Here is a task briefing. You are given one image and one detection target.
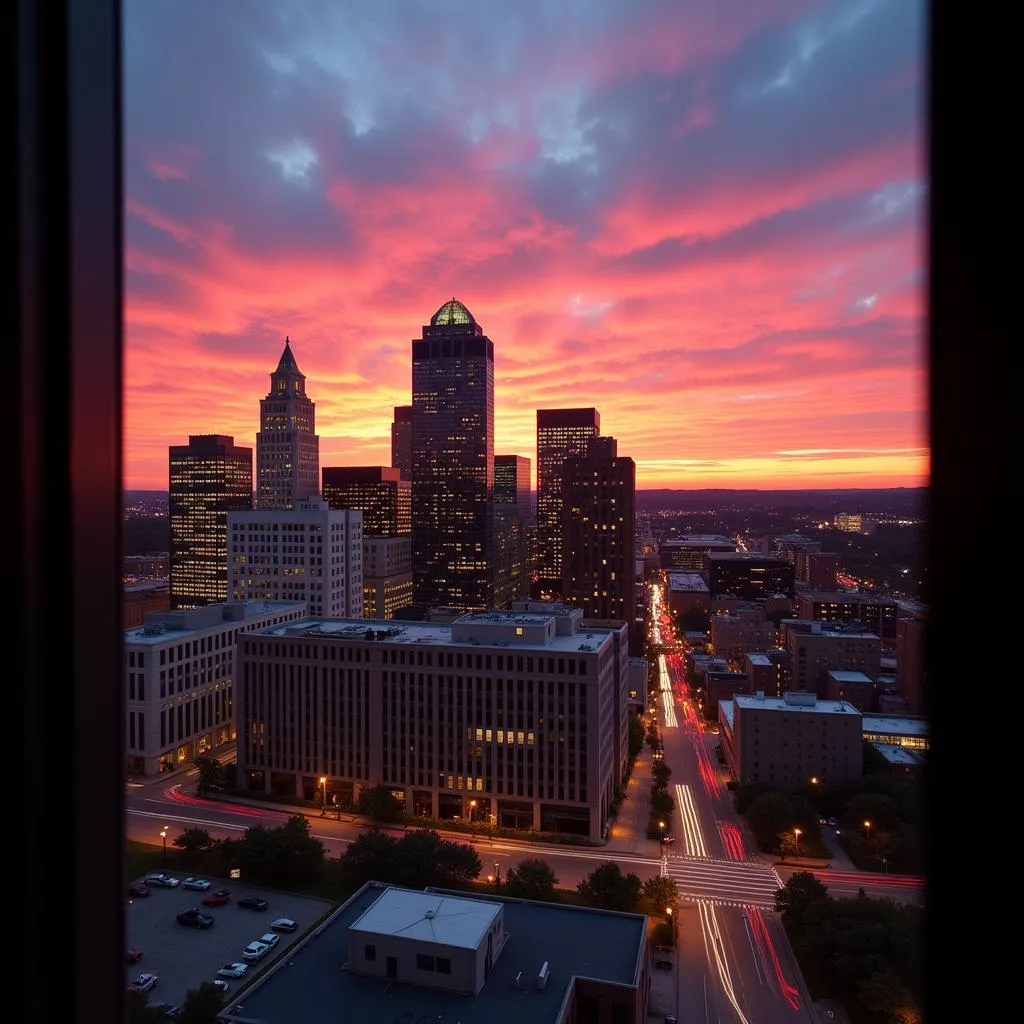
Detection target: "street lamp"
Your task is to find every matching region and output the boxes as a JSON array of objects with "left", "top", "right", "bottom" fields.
[
  {"left": 320, "top": 776, "right": 327, "bottom": 817},
  {"left": 494, "top": 862, "right": 501, "bottom": 887},
  {"left": 863, "top": 819, "right": 872, "bottom": 843},
  {"left": 469, "top": 799, "right": 477, "bottom": 823},
  {"left": 793, "top": 827, "right": 801, "bottom": 858},
  {"left": 160, "top": 827, "right": 168, "bottom": 865}
]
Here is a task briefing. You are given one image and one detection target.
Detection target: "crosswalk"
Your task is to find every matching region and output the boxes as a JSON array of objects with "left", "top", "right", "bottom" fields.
[{"left": 661, "top": 853, "right": 784, "bottom": 908}]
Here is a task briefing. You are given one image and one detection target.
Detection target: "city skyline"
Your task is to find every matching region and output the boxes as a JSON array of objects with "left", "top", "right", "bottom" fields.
[{"left": 124, "top": 0, "right": 928, "bottom": 493}]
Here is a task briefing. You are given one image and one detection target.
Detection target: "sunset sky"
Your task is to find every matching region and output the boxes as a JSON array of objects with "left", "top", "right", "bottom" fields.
[{"left": 123, "top": 0, "right": 928, "bottom": 493}]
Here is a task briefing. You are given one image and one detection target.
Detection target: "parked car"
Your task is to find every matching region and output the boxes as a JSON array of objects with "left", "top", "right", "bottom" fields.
[
  {"left": 145, "top": 873, "right": 180, "bottom": 888},
  {"left": 149, "top": 1002, "right": 181, "bottom": 1018},
  {"left": 237, "top": 896, "right": 268, "bottom": 911},
  {"left": 128, "top": 973, "right": 158, "bottom": 993},
  {"left": 258, "top": 932, "right": 280, "bottom": 948},
  {"left": 182, "top": 877, "right": 211, "bottom": 891},
  {"left": 216, "top": 963, "right": 248, "bottom": 979},
  {"left": 128, "top": 883, "right": 151, "bottom": 898},
  {"left": 202, "top": 888, "right": 231, "bottom": 907},
  {"left": 241, "top": 940, "right": 271, "bottom": 962},
  {"left": 270, "top": 917, "right": 297, "bottom": 933},
  {"left": 660, "top": 834, "right": 676, "bottom": 845},
  {"left": 212, "top": 980, "right": 230, "bottom": 993},
  {"left": 176, "top": 908, "right": 215, "bottom": 929},
  {"left": 126, "top": 948, "right": 143, "bottom": 964}
]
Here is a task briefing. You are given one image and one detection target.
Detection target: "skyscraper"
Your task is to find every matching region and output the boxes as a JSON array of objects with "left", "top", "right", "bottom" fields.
[
  {"left": 495, "top": 454, "right": 531, "bottom": 523},
  {"left": 391, "top": 405, "right": 413, "bottom": 482},
  {"left": 169, "top": 434, "right": 253, "bottom": 609},
  {"left": 411, "top": 298, "right": 495, "bottom": 611},
  {"left": 536, "top": 408, "right": 600, "bottom": 596},
  {"left": 322, "top": 466, "right": 411, "bottom": 537},
  {"left": 256, "top": 337, "right": 319, "bottom": 510},
  {"left": 561, "top": 434, "right": 635, "bottom": 624},
  {"left": 494, "top": 455, "right": 532, "bottom": 608}
]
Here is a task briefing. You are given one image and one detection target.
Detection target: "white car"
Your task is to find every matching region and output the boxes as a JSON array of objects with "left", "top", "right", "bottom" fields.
[
  {"left": 241, "top": 940, "right": 270, "bottom": 962},
  {"left": 216, "top": 962, "right": 248, "bottom": 979},
  {"left": 144, "top": 873, "right": 179, "bottom": 888},
  {"left": 270, "top": 917, "right": 297, "bottom": 933},
  {"left": 182, "top": 877, "right": 211, "bottom": 891},
  {"left": 212, "top": 980, "right": 230, "bottom": 994},
  {"left": 258, "top": 932, "right": 280, "bottom": 948},
  {"left": 128, "top": 972, "right": 159, "bottom": 993}
]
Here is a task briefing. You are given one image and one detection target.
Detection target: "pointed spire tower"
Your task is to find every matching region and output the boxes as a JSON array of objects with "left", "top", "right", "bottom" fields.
[{"left": 256, "top": 336, "right": 320, "bottom": 509}]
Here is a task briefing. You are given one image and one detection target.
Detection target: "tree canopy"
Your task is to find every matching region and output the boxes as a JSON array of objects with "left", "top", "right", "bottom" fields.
[
  {"left": 216, "top": 814, "right": 325, "bottom": 886},
  {"left": 338, "top": 827, "right": 482, "bottom": 890},
  {"left": 576, "top": 862, "right": 642, "bottom": 912},
  {"left": 502, "top": 858, "right": 559, "bottom": 901}
]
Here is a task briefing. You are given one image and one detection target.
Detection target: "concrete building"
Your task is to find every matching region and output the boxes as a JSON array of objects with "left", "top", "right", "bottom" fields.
[
  {"left": 560, "top": 434, "right": 636, "bottom": 630},
  {"left": 123, "top": 581, "right": 171, "bottom": 629},
  {"left": 659, "top": 534, "right": 735, "bottom": 571},
  {"left": 322, "top": 465, "right": 411, "bottom": 537},
  {"left": 228, "top": 881, "right": 651, "bottom": 1024},
  {"left": 168, "top": 434, "right": 253, "bottom": 609},
  {"left": 706, "top": 551, "right": 795, "bottom": 602},
  {"left": 235, "top": 608, "right": 630, "bottom": 841},
  {"left": 227, "top": 499, "right": 363, "bottom": 618},
  {"left": 743, "top": 652, "right": 786, "bottom": 699},
  {"left": 124, "top": 553, "right": 169, "bottom": 581},
  {"left": 794, "top": 591, "right": 898, "bottom": 646},
  {"left": 124, "top": 599, "right": 306, "bottom": 777},
  {"left": 895, "top": 613, "right": 926, "bottom": 715},
  {"left": 703, "top": 670, "right": 751, "bottom": 715},
  {"left": 391, "top": 405, "right": 413, "bottom": 482},
  {"left": 666, "top": 572, "right": 710, "bottom": 618},
  {"left": 494, "top": 454, "right": 531, "bottom": 524},
  {"left": 412, "top": 299, "right": 496, "bottom": 612},
  {"left": 256, "top": 337, "right": 320, "bottom": 510},
  {"left": 794, "top": 551, "right": 840, "bottom": 590},
  {"left": 861, "top": 713, "right": 928, "bottom": 753},
  {"left": 824, "top": 669, "right": 875, "bottom": 712},
  {"left": 718, "top": 690, "right": 863, "bottom": 787},
  {"left": 535, "top": 408, "right": 601, "bottom": 595},
  {"left": 782, "top": 619, "right": 881, "bottom": 696},
  {"left": 362, "top": 535, "right": 414, "bottom": 620},
  {"left": 708, "top": 605, "right": 778, "bottom": 663}
]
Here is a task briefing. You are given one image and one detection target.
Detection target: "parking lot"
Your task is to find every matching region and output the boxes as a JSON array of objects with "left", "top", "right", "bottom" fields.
[{"left": 126, "top": 873, "right": 333, "bottom": 1010}]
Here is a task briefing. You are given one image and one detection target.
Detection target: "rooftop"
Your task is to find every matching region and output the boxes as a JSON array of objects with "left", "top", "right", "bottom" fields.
[
  {"left": 668, "top": 572, "right": 709, "bottom": 592},
  {"left": 431, "top": 297, "right": 476, "bottom": 326},
  {"left": 861, "top": 713, "right": 929, "bottom": 738},
  {"left": 232, "top": 883, "right": 646, "bottom": 1024},
  {"left": 350, "top": 889, "right": 500, "bottom": 949},
  {"left": 662, "top": 534, "right": 734, "bottom": 547},
  {"left": 125, "top": 600, "right": 304, "bottom": 645},
  {"left": 872, "top": 742, "right": 926, "bottom": 765},
  {"left": 827, "top": 670, "right": 873, "bottom": 682},
  {"left": 249, "top": 614, "right": 616, "bottom": 654},
  {"left": 733, "top": 693, "right": 861, "bottom": 716}
]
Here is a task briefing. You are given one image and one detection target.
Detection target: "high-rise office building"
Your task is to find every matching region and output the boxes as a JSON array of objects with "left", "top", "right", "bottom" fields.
[
  {"left": 706, "top": 552, "right": 796, "bottom": 602},
  {"left": 411, "top": 298, "right": 495, "bottom": 611},
  {"left": 535, "top": 408, "right": 600, "bottom": 595},
  {"left": 322, "top": 466, "right": 411, "bottom": 537},
  {"left": 256, "top": 337, "right": 319, "bottom": 510},
  {"left": 495, "top": 454, "right": 531, "bottom": 522},
  {"left": 561, "top": 435, "right": 636, "bottom": 626},
  {"left": 227, "top": 498, "right": 364, "bottom": 618},
  {"left": 361, "top": 536, "right": 414, "bottom": 619},
  {"left": 169, "top": 434, "right": 253, "bottom": 609},
  {"left": 391, "top": 405, "right": 413, "bottom": 482}
]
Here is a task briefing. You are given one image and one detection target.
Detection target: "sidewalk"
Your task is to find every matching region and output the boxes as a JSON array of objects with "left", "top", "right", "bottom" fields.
[{"left": 604, "top": 745, "right": 662, "bottom": 859}]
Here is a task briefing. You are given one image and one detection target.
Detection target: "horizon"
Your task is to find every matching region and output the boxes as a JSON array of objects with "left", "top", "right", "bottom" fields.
[{"left": 123, "top": 1, "right": 929, "bottom": 492}]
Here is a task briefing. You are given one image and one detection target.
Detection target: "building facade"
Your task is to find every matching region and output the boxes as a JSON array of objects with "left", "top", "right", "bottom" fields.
[
  {"left": 659, "top": 535, "right": 735, "bottom": 571},
  {"left": 391, "top": 405, "right": 413, "bottom": 482},
  {"left": 235, "top": 608, "right": 629, "bottom": 841},
  {"left": 560, "top": 435, "right": 636, "bottom": 630},
  {"left": 494, "top": 454, "right": 532, "bottom": 523},
  {"left": 169, "top": 434, "right": 253, "bottom": 609},
  {"left": 256, "top": 337, "right": 319, "bottom": 510},
  {"left": 411, "top": 299, "right": 496, "bottom": 611},
  {"left": 794, "top": 591, "right": 898, "bottom": 646},
  {"left": 782, "top": 619, "right": 882, "bottom": 696},
  {"left": 124, "top": 599, "right": 306, "bottom": 777},
  {"left": 719, "top": 690, "right": 864, "bottom": 787},
  {"left": 709, "top": 606, "right": 779, "bottom": 664},
  {"left": 706, "top": 552, "right": 796, "bottom": 602},
  {"left": 535, "top": 408, "right": 600, "bottom": 595},
  {"left": 362, "top": 535, "right": 414, "bottom": 619},
  {"left": 227, "top": 499, "right": 363, "bottom": 618},
  {"left": 322, "top": 465, "right": 412, "bottom": 537}
]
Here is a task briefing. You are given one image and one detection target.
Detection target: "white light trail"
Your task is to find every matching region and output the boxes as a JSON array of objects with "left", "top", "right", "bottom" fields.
[
  {"left": 699, "top": 900, "right": 752, "bottom": 1024},
  {"left": 675, "top": 782, "right": 709, "bottom": 858}
]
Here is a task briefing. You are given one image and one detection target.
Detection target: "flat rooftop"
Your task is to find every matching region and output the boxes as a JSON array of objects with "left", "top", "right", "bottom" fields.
[
  {"left": 350, "top": 889, "right": 499, "bottom": 949},
  {"left": 668, "top": 572, "right": 709, "bottom": 592},
  {"left": 827, "top": 670, "right": 873, "bottom": 683},
  {"left": 733, "top": 693, "right": 861, "bottom": 716},
  {"left": 124, "top": 600, "right": 304, "bottom": 645},
  {"left": 872, "top": 743, "right": 926, "bottom": 765},
  {"left": 231, "top": 884, "right": 646, "bottom": 1024},
  {"left": 250, "top": 615, "right": 617, "bottom": 654},
  {"left": 862, "top": 714, "right": 929, "bottom": 738}
]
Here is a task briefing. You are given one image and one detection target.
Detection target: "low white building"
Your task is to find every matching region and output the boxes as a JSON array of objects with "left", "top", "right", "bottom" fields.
[{"left": 348, "top": 888, "right": 506, "bottom": 995}]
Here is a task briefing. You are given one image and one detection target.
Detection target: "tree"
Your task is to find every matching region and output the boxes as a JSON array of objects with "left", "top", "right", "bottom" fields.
[
  {"left": 651, "top": 920, "right": 674, "bottom": 949},
  {"left": 173, "top": 827, "right": 215, "bottom": 854},
  {"left": 650, "top": 788, "right": 674, "bottom": 817},
  {"left": 393, "top": 829, "right": 481, "bottom": 889},
  {"left": 503, "top": 858, "right": 559, "bottom": 901},
  {"left": 627, "top": 715, "right": 645, "bottom": 760},
  {"left": 745, "top": 791, "right": 798, "bottom": 852},
  {"left": 577, "top": 862, "right": 641, "bottom": 912},
  {"left": 339, "top": 827, "right": 400, "bottom": 887},
  {"left": 192, "top": 755, "right": 225, "bottom": 797},
  {"left": 357, "top": 784, "right": 405, "bottom": 823},
  {"left": 651, "top": 760, "right": 672, "bottom": 790},
  {"left": 641, "top": 874, "right": 680, "bottom": 915},
  {"left": 176, "top": 981, "right": 226, "bottom": 1024},
  {"left": 215, "top": 815, "right": 325, "bottom": 886},
  {"left": 774, "top": 871, "right": 829, "bottom": 927}
]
